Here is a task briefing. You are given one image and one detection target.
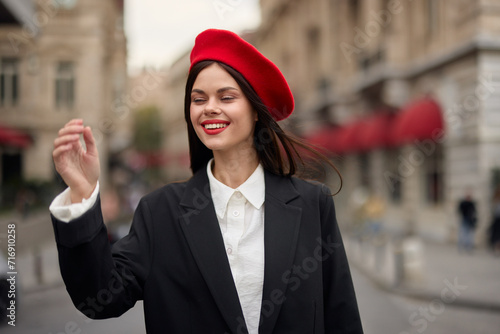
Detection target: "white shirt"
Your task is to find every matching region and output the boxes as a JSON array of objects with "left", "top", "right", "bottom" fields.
[
  {"left": 49, "top": 161, "right": 266, "bottom": 334},
  {"left": 206, "top": 159, "right": 265, "bottom": 334},
  {"left": 49, "top": 182, "right": 100, "bottom": 223}
]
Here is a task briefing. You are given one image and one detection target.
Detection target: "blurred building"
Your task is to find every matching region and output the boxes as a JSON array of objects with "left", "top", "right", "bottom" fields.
[
  {"left": 161, "top": 51, "right": 191, "bottom": 181},
  {"left": 119, "top": 67, "right": 169, "bottom": 184},
  {"left": 255, "top": 0, "right": 500, "bottom": 243},
  {"left": 123, "top": 56, "right": 191, "bottom": 183},
  {"left": 0, "top": 0, "right": 127, "bottom": 192}
]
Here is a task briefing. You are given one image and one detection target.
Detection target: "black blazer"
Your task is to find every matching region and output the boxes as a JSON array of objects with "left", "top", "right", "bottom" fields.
[{"left": 51, "top": 168, "right": 363, "bottom": 334}]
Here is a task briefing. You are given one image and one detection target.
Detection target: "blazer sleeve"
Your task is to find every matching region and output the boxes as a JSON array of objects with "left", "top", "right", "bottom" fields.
[
  {"left": 51, "top": 194, "right": 153, "bottom": 319},
  {"left": 319, "top": 185, "right": 364, "bottom": 334}
]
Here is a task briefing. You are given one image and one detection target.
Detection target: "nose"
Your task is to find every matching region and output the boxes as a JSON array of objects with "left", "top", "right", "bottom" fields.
[{"left": 204, "top": 101, "right": 221, "bottom": 116}]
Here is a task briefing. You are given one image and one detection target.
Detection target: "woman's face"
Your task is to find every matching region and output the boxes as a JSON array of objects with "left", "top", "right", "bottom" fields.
[{"left": 190, "top": 63, "right": 257, "bottom": 154}]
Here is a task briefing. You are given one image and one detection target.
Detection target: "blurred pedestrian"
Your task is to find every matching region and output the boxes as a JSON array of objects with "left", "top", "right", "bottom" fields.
[
  {"left": 15, "top": 187, "right": 35, "bottom": 220},
  {"left": 488, "top": 186, "right": 500, "bottom": 255},
  {"left": 100, "top": 188, "right": 122, "bottom": 244},
  {"left": 457, "top": 190, "right": 477, "bottom": 253},
  {"left": 362, "top": 191, "right": 386, "bottom": 235},
  {"left": 349, "top": 186, "right": 368, "bottom": 236},
  {"left": 49, "top": 29, "right": 363, "bottom": 334}
]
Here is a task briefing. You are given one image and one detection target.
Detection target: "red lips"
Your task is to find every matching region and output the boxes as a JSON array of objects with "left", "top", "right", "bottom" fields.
[{"left": 201, "top": 120, "right": 230, "bottom": 135}]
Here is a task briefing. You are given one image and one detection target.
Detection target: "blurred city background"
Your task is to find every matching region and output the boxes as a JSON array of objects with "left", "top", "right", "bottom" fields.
[{"left": 0, "top": 0, "right": 500, "bottom": 333}]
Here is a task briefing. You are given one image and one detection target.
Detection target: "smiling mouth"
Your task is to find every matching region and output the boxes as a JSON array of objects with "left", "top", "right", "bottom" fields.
[{"left": 203, "top": 123, "right": 228, "bottom": 129}]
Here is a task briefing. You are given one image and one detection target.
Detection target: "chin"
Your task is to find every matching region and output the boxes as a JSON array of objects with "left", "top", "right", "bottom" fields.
[
  {"left": 200, "top": 139, "right": 227, "bottom": 152},
  {"left": 207, "top": 144, "right": 230, "bottom": 152}
]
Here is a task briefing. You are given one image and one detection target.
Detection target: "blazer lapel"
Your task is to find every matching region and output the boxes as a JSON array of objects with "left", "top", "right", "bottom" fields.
[
  {"left": 178, "top": 169, "right": 248, "bottom": 334},
  {"left": 259, "top": 171, "right": 302, "bottom": 333}
]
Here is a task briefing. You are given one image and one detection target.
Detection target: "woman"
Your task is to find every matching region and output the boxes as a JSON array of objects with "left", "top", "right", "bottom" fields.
[
  {"left": 488, "top": 186, "right": 500, "bottom": 255},
  {"left": 50, "top": 29, "right": 363, "bottom": 334}
]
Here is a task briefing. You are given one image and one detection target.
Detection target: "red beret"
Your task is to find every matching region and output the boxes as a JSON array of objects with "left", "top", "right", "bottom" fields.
[{"left": 189, "top": 29, "right": 294, "bottom": 121}]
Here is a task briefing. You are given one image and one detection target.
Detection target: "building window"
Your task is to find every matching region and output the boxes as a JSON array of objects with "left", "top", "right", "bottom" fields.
[
  {"left": 0, "top": 58, "right": 19, "bottom": 107},
  {"left": 424, "top": 145, "right": 444, "bottom": 205},
  {"left": 359, "top": 153, "right": 371, "bottom": 190},
  {"left": 427, "top": 0, "right": 439, "bottom": 35},
  {"left": 55, "top": 62, "right": 75, "bottom": 109},
  {"left": 349, "top": 0, "right": 360, "bottom": 22},
  {"left": 491, "top": 168, "right": 500, "bottom": 196},
  {"left": 384, "top": 149, "right": 402, "bottom": 203},
  {"left": 307, "top": 26, "right": 321, "bottom": 84}
]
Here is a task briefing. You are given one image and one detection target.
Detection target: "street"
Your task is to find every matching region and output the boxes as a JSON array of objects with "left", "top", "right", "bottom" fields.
[
  {"left": 1, "top": 283, "right": 145, "bottom": 334},
  {"left": 352, "top": 266, "right": 500, "bottom": 334},
  {"left": 2, "top": 266, "right": 499, "bottom": 334}
]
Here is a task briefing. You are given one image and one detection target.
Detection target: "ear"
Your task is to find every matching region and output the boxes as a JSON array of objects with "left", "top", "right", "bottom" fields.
[{"left": 253, "top": 110, "right": 258, "bottom": 121}]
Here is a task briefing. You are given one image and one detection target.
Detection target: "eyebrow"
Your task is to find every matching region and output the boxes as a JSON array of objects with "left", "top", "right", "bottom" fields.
[{"left": 191, "top": 87, "right": 239, "bottom": 94}]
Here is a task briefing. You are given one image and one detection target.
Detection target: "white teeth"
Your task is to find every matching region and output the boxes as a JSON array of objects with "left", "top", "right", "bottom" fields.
[{"left": 204, "top": 123, "right": 228, "bottom": 129}]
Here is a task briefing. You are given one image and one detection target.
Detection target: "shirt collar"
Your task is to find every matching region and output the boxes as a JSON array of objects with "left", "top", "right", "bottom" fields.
[{"left": 206, "top": 158, "right": 265, "bottom": 219}]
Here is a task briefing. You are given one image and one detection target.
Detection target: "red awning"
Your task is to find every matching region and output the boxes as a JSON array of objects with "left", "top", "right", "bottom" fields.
[
  {"left": 304, "top": 99, "right": 444, "bottom": 154},
  {"left": 306, "top": 126, "right": 338, "bottom": 153},
  {"left": 305, "top": 122, "right": 368, "bottom": 155},
  {"left": 358, "top": 113, "right": 395, "bottom": 151},
  {"left": 0, "top": 125, "right": 32, "bottom": 148},
  {"left": 391, "top": 98, "right": 443, "bottom": 145},
  {"left": 335, "top": 121, "right": 366, "bottom": 154}
]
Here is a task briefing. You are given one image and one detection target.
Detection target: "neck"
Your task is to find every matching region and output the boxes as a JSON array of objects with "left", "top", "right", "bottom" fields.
[{"left": 212, "top": 146, "right": 259, "bottom": 189}]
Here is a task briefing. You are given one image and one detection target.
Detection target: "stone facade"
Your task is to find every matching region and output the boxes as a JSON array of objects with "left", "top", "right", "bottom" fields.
[
  {"left": 255, "top": 0, "right": 500, "bottom": 244},
  {"left": 0, "top": 0, "right": 127, "bottom": 189}
]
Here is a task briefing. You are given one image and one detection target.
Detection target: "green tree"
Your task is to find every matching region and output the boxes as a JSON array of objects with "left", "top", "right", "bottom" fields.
[
  {"left": 133, "top": 105, "right": 162, "bottom": 152},
  {"left": 133, "top": 105, "right": 165, "bottom": 185}
]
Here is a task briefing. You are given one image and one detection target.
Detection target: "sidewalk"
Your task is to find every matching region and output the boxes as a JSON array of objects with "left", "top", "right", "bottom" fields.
[
  {"left": 16, "top": 241, "right": 64, "bottom": 294},
  {"left": 345, "top": 234, "right": 500, "bottom": 312},
  {"left": 1, "top": 209, "right": 130, "bottom": 295},
  {"left": 0, "top": 210, "right": 64, "bottom": 294},
  {"left": 0, "top": 210, "right": 55, "bottom": 252}
]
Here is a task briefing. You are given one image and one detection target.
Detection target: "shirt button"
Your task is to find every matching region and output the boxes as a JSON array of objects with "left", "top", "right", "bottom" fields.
[
  {"left": 232, "top": 210, "right": 240, "bottom": 217},
  {"left": 227, "top": 247, "right": 233, "bottom": 254},
  {"left": 235, "top": 192, "right": 242, "bottom": 199}
]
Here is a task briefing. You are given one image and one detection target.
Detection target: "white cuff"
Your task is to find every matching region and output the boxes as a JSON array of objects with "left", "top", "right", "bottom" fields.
[{"left": 49, "top": 182, "right": 100, "bottom": 223}]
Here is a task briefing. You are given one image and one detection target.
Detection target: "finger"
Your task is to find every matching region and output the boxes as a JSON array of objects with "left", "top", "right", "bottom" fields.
[
  {"left": 82, "top": 126, "right": 97, "bottom": 155},
  {"left": 64, "top": 119, "right": 83, "bottom": 127},
  {"left": 52, "top": 143, "right": 74, "bottom": 161},
  {"left": 54, "top": 134, "right": 80, "bottom": 149},
  {"left": 58, "top": 124, "right": 84, "bottom": 137}
]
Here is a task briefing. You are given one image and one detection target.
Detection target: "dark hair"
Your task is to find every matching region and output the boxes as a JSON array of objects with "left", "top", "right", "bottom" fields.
[{"left": 184, "top": 60, "right": 342, "bottom": 193}]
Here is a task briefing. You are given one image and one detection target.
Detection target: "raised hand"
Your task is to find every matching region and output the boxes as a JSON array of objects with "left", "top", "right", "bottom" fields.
[{"left": 53, "top": 119, "right": 100, "bottom": 203}]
